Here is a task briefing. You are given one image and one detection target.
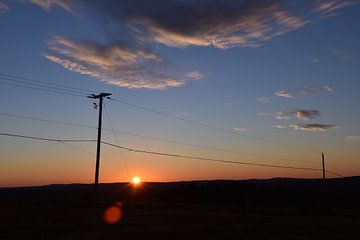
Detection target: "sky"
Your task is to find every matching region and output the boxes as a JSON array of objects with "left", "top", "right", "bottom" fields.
[{"left": 0, "top": 0, "right": 360, "bottom": 187}]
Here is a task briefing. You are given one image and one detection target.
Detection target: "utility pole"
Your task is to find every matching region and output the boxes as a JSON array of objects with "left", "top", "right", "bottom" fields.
[
  {"left": 321, "top": 152, "right": 327, "bottom": 209},
  {"left": 88, "top": 92, "right": 112, "bottom": 189}
]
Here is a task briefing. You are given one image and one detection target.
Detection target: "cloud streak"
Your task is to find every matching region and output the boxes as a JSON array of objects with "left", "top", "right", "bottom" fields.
[
  {"left": 275, "top": 90, "right": 294, "bottom": 98},
  {"left": 294, "top": 110, "right": 320, "bottom": 121},
  {"left": 289, "top": 123, "right": 338, "bottom": 132},
  {"left": 233, "top": 127, "right": 247, "bottom": 133},
  {"left": 260, "top": 109, "right": 321, "bottom": 121},
  {"left": 275, "top": 85, "right": 333, "bottom": 99},
  {"left": 273, "top": 123, "right": 338, "bottom": 132},
  {"left": 313, "top": 0, "right": 360, "bottom": 16},
  {"left": 345, "top": 136, "right": 360, "bottom": 142},
  {"left": 29, "top": 0, "right": 72, "bottom": 11},
  {"left": 0, "top": 2, "right": 9, "bottom": 11},
  {"left": 46, "top": 36, "right": 199, "bottom": 89}
]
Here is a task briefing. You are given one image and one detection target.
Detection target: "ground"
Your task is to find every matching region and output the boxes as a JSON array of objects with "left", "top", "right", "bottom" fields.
[{"left": 1, "top": 198, "right": 360, "bottom": 239}]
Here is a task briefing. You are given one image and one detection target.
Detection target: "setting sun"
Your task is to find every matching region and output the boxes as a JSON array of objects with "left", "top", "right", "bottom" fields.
[{"left": 132, "top": 177, "right": 141, "bottom": 185}]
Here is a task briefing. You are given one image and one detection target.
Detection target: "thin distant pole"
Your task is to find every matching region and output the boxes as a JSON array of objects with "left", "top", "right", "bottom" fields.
[
  {"left": 88, "top": 93, "right": 112, "bottom": 189},
  {"left": 321, "top": 152, "right": 327, "bottom": 209}
]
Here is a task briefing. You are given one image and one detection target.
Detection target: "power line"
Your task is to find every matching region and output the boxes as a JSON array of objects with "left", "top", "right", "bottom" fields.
[
  {"left": 0, "top": 132, "right": 95, "bottom": 143},
  {"left": 0, "top": 76, "right": 87, "bottom": 95},
  {"left": 0, "top": 112, "right": 95, "bottom": 129},
  {"left": 111, "top": 98, "right": 320, "bottom": 154},
  {"left": 0, "top": 112, "right": 316, "bottom": 165},
  {"left": 59, "top": 141, "right": 95, "bottom": 156},
  {"left": 0, "top": 73, "right": 320, "bottom": 154},
  {"left": 0, "top": 80, "right": 86, "bottom": 97},
  {"left": 0, "top": 73, "right": 95, "bottom": 94},
  {"left": 0, "top": 131, "right": 95, "bottom": 157},
  {"left": 0, "top": 131, "right": 345, "bottom": 177},
  {"left": 327, "top": 153, "right": 360, "bottom": 167},
  {"left": 101, "top": 141, "right": 333, "bottom": 172},
  {"left": 104, "top": 103, "right": 129, "bottom": 171}
]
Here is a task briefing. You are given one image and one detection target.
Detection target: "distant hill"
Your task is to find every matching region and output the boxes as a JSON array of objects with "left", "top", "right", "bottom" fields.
[{"left": 1, "top": 177, "right": 359, "bottom": 208}]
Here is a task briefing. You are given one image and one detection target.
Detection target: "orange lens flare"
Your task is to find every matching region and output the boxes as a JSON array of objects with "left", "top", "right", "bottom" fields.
[{"left": 104, "top": 204, "right": 122, "bottom": 224}]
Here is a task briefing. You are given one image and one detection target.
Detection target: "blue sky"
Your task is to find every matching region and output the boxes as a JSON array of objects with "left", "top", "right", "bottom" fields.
[{"left": 0, "top": 0, "right": 360, "bottom": 186}]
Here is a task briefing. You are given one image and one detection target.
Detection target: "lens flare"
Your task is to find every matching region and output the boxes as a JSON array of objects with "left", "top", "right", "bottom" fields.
[{"left": 104, "top": 203, "right": 122, "bottom": 225}]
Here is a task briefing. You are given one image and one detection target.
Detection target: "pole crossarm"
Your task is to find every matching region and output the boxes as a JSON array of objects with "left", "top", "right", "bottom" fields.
[{"left": 87, "top": 92, "right": 112, "bottom": 99}]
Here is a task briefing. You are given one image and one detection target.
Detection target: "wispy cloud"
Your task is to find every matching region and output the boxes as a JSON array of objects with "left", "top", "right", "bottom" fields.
[
  {"left": 46, "top": 36, "right": 199, "bottom": 89},
  {"left": 257, "top": 97, "right": 270, "bottom": 104},
  {"left": 275, "top": 85, "right": 333, "bottom": 99},
  {"left": 233, "top": 127, "right": 247, "bottom": 133},
  {"left": 258, "top": 112, "right": 291, "bottom": 120},
  {"left": 186, "top": 71, "right": 204, "bottom": 80},
  {"left": 0, "top": 2, "right": 9, "bottom": 11},
  {"left": 332, "top": 49, "right": 354, "bottom": 60},
  {"left": 345, "top": 136, "right": 360, "bottom": 142},
  {"left": 273, "top": 123, "right": 338, "bottom": 132},
  {"left": 260, "top": 109, "right": 321, "bottom": 121},
  {"left": 272, "top": 124, "right": 288, "bottom": 129},
  {"left": 29, "top": 0, "right": 72, "bottom": 11},
  {"left": 313, "top": 0, "right": 360, "bottom": 16},
  {"left": 312, "top": 58, "right": 320, "bottom": 63},
  {"left": 294, "top": 110, "right": 320, "bottom": 121},
  {"left": 289, "top": 123, "right": 337, "bottom": 132},
  {"left": 299, "top": 85, "right": 333, "bottom": 96},
  {"left": 275, "top": 90, "right": 294, "bottom": 98}
]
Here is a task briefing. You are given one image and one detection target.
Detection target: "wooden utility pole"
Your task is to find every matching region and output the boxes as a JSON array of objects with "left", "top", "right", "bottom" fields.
[
  {"left": 88, "top": 92, "right": 112, "bottom": 189},
  {"left": 321, "top": 152, "right": 327, "bottom": 209}
]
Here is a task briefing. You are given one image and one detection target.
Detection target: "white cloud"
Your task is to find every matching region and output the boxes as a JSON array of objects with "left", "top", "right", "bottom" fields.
[
  {"left": 272, "top": 125, "right": 288, "bottom": 129},
  {"left": 275, "top": 112, "right": 291, "bottom": 120},
  {"left": 289, "top": 123, "right": 338, "bottom": 132},
  {"left": 259, "top": 109, "right": 321, "bottom": 121},
  {"left": 233, "top": 127, "right": 247, "bottom": 133},
  {"left": 275, "top": 90, "right": 294, "bottom": 98},
  {"left": 294, "top": 110, "right": 320, "bottom": 121},
  {"left": 345, "top": 136, "right": 360, "bottom": 142},
  {"left": 272, "top": 123, "right": 338, "bottom": 132},
  {"left": 186, "top": 70, "right": 204, "bottom": 80}
]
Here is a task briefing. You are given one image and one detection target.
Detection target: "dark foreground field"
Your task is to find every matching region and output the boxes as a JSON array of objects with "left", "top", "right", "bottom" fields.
[{"left": 1, "top": 177, "right": 360, "bottom": 239}]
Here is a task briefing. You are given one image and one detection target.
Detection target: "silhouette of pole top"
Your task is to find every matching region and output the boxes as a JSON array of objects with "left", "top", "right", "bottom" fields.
[{"left": 87, "top": 92, "right": 112, "bottom": 99}]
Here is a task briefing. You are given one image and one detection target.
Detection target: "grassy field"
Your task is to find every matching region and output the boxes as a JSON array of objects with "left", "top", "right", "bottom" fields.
[
  {"left": 1, "top": 179, "right": 360, "bottom": 239},
  {"left": 1, "top": 198, "right": 360, "bottom": 239}
]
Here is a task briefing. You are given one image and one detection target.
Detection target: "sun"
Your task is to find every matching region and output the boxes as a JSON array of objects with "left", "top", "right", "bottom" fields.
[{"left": 132, "top": 177, "right": 141, "bottom": 185}]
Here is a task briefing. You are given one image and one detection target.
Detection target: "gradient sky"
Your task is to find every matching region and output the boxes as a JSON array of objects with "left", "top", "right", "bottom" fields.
[{"left": 1, "top": 0, "right": 360, "bottom": 187}]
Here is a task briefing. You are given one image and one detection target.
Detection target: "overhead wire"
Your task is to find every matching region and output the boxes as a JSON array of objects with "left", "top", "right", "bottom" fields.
[
  {"left": 0, "top": 131, "right": 345, "bottom": 177},
  {"left": 0, "top": 80, "right": 86, "bottom": 97},
  {"left": 0, "top": 73, "right": 349, "bottom": 177},
  {"left": 101, "top": 141, "right": 341, "bottom": 174},
  {"left": 0, "top": 72, "right": 321, "bottom": 154},
  {"left": 0, "top": 112, "right": 317, "bottom": 165},
  {"left": 0, "top": 73, "right": 95, "bottom": 94},
  {"left": 0, "top": 132, "right": 95, "bottom": 143},
  {"left": 111, "top": 98, "right": 320, "bottom": 154},
  {"left": 103, "top": 103, "right": 129, "bottom": 171},
  {"left": 59, "top": 141, "right": 95, "bottom": 156}
]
